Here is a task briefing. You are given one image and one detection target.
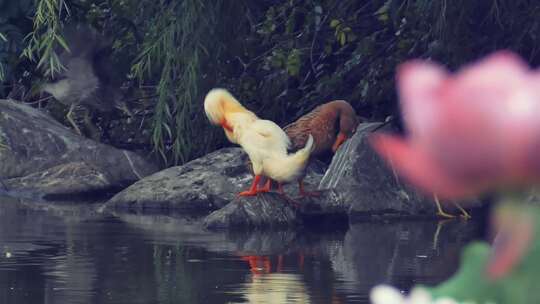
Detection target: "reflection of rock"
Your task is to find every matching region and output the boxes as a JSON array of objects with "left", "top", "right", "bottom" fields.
[
  {"left": 43, "top": 247, "right": 97, "bottom": 304},
  {"left": 110, "top": 212, "right": 237, "bottom": 252},
  {"left": 227, "top": 230, "right": 302, "bottom": 257},
  {"left": 0, "top": 196, "right": 484, "bottom": 304},
  {"left": 0, "top": 197, "right": 100, "bottom": 304},
  {"left": 110, "top": 210, "right": 301, "bottom": 255},
  {"left": 330, "top": 220, "right": 481, "bottom": 294},
  {"left": 111, "top": 209, "right": 481, "bottom": 292},
  {"left": 105, "top": 147, "right": 325, "bottom": 214},
  {"left": 0, "top": 100, "right": 157, "bottom": 199}
]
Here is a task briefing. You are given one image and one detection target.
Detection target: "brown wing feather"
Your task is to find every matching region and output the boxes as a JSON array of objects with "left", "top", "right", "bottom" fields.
[
  {"left": 284, "top": 107, "right": 323, "bottom": 148},
  {"left": 284, "top": 104, "right": 338, "bottom": 155}
]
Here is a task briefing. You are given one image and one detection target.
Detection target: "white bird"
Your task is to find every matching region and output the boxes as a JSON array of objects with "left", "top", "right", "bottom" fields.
[{"left": 204, "top": 88, "right": 314, "bottom": 197}]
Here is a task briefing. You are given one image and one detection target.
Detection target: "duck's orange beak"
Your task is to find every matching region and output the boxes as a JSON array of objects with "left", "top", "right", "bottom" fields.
[
  {"left": 332, "top": 133, "right": 348, "bottom": 153},
  {"left": 220, "top": 119, "right": 234, "bottom": 132}
]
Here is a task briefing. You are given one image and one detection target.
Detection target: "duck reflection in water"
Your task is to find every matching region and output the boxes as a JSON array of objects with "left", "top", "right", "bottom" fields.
[
  {"left": 236, "top": 251, "right": 347, "bottom": 304},
  {"left": 237, "top": 253, "right": 311, "bottom": 304},
  {"left": 239, "top": 253, "right": 305, "bottom": 276}
]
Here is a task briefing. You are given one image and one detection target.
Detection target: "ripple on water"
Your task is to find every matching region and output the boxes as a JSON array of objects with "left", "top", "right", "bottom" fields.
[{"left": 0, "top": 197, "right": 484, "bottom": 304}]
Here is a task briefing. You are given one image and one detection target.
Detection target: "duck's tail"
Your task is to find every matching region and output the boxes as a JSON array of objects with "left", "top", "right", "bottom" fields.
[{"left": 264, "top": 134, "right": 315, "bottom": 182}]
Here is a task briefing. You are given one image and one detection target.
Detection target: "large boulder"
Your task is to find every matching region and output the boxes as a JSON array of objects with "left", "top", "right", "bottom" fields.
[
  {"left": 0, "top": 100, "right": 157, "bottom": 199},
  {"left": 203, "top": 193, "right": 299, "bottom": 229},
  {"left": 313, "top": 122, "right": 481, "bottom": 219},
  {"left": 104, "top": 148, "right": 250, "bottom": 212},
  {"left": 104, "top": 147, "right": 326, "bottom": 213}
]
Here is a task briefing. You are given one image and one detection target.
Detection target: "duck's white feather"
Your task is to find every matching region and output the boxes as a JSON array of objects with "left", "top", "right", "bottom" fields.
[{"left": 204, "top": 88, "right": 314, "bottom": 183}]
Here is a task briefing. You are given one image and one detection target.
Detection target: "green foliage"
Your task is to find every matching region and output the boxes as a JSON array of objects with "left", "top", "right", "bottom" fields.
[
  {"left": 129, "top": 0, "right": 242, "bottom": 164},
  {"left": 1, "top": 0, "right": 540, "bottom": 165},
  {"left": 0, "top": 1, "right": 34, "bottom": 92},
  {"left": 330, "top": 19, "right": 355, "bottom": 46},
  {"left": 22, "top": 0, "right": 70, "bottom": 77},
  {"left": 130, "top": 0, "right": 203, "bottom": 164}
]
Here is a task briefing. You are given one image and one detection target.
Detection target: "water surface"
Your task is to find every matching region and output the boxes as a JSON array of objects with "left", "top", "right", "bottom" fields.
[{"left": 0, "top": 197, "right": 483, "bottom": 303}]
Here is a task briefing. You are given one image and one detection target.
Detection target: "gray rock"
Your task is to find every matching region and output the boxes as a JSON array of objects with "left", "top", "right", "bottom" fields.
[
  {"left": 312, "top": 122, "right": 481, "bottom": 219},
  {"left": 5, "top": 162, "right": 110, "bottom": 199},
  {"left": 104, "top": 147, "right": 326, "bottom": 213},
  {"left": 104, "top": 148, "right": 252, "bottom": 212},
  {"left": 203, "top": 193, "right": 299, "bottom": 230},
  {"left": 0, "top": 100, "right": 157, "bottom": 199}
]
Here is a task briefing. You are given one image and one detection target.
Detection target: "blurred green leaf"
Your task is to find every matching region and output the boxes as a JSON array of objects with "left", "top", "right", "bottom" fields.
[
  {"left": 286, "top": 49, "right": 301, "bottom": 76},
  {"left": 425, "top": 203, "right": 540, "bottom": 304},
  {"left": 330, "top": 19, "right": 340, "bottom": 28}
]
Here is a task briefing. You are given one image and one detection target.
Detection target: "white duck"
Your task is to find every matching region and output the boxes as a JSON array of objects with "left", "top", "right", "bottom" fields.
[{"left": 204, "top": 88, "right": 314, "bottom": 196}]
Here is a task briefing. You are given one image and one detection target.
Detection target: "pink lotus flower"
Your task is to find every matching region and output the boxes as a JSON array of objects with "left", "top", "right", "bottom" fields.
[{"left": 371, "top": 51, "right": 540, "bottom": 199}]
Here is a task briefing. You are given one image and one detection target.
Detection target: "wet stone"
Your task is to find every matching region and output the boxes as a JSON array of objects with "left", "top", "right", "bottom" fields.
[
  {"left": 104, "top": 147, "right": 326, "bottom": 214},
  {"left": 203, "top": 193, "right": 299, "bottom": 230},
  {"left": 0, "top": 100, "right": 157, "bottom": 200}
]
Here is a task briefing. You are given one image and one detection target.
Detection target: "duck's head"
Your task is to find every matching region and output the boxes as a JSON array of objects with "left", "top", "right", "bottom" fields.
[
  {"left": 204, "top": 88, "right": 243, "bottom": 132},
  {"left": 331, "top": 101, "right": 360, "bottom": 153}
]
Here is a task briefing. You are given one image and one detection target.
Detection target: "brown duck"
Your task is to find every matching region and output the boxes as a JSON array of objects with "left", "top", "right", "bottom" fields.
[
  {"left": 285, "top": 100, "right": 359, "bottom": 157},
  {"left": 279, "top": 100, "right": 360, "bottom": 196}
]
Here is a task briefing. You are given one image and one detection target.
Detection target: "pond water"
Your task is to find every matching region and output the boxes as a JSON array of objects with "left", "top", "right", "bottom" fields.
[{"left": 0, "top": 196, "right": 484, "bottom": 304}]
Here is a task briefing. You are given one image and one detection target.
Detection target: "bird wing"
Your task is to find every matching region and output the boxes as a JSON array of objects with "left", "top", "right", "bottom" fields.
[
  {"left": 234, "top": 118, "right": 290, "bottom": 173},
  {"left": 65, "top": 57, "right": 100, "bottom": 101},
  {"left": 284, "top": 105, "right": 325, "bottom": 151},
  {"left": 249, "top": 119, "right": 290, "bottom": 153}
]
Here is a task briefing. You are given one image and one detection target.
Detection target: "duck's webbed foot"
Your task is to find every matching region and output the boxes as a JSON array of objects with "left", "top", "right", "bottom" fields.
[
  {"left": 297, "top": 180, "right": 321, "bottom": 198},
  {"left": 238, "top": 175, "right": 262, "bottom": 197},
  {"left": 259, "top": 178, "right": 273, "bottom": 193},
  {"left": 277, "top": 182, "right": 300, "bottom": 208}
]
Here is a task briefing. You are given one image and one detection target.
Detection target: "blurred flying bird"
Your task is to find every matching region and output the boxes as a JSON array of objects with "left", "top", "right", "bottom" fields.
[{"left": 41, "top": 24, "right": 131, "bottom": 137}]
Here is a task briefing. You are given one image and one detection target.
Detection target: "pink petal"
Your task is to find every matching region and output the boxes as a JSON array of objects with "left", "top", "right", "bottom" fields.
[
  {"left": 447, "top": 51, "right": 530, "bottom": 124},
  {"left": 396, "top": 60, "right": 448, "bottom": 142},
  {"left": 430, "top": 51, "right": 540, "bottom": 184},
  {"left": 370, "top": 134, "right": 479, "bottom": 200},
  {"left": 457, "top": 51, "right": 529, "bottom": 89}
]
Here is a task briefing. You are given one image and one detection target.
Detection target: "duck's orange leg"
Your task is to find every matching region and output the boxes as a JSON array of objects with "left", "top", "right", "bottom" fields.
[
  {"left": 277, "top": 182, "right": 285, "bottom": 195},
  {"left": 238, "top": 175, "right": 262, "bottom": 196},
  {"left": 241, "top": 255, "right": 265, "bottom": 275},
  {"left": 277, "top": 182, "right": 300, "bottom": 207},
  {"left": 298, "top": 179, "right": 321, "bottom": 197},
  {"left": 277, "top": 255, "right": 284, "bottom": 272},
  {"left": 259, "top": 178, "right": 272, "bottom": 193},
  {"left": 263, "top": 257, "right": 271, "bottom": 273}
]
